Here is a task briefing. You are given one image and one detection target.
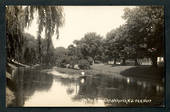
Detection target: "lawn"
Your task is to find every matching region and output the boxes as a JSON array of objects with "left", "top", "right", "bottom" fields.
[
  {"left": 53, "top": 63, "right": 164, "bottom": 82},
  {"left": 54, "top": 63, "right": 134, "bottom": 77}
]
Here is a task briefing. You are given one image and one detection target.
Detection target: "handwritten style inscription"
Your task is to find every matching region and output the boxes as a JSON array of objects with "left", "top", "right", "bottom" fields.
[{"left": 104, "top": 98, "right": 152, "bottom": 104}]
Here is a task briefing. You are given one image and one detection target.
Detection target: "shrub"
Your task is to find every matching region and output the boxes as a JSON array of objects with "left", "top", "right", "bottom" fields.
[
  {"left": 56, "top": 56, "right": 71, "bottom": 68},
  {"left": 87, "top": 57, "right": 93, "bottom": 65},
  {"left": 78, "top": 59, "right": 90, "bottom": 69}
]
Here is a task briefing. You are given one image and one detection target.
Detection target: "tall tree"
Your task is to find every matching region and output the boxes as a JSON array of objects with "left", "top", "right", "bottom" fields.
[
  {"left": 104, "top": 29, "right": 119, "bottom": 64},
  {"left": 74, "top": 32, "right": 103, "bottom": 63},
  {"left": 6, "top": 6, "right": 65, "bottom": 64},
  {"left": 122, "top": 6, "right": 164, "bottom": 66}
]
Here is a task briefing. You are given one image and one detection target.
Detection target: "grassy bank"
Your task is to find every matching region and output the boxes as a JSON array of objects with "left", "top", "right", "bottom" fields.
[
  {"left": 120, "top": 65, "right": 164, "bottom": 82},
  {"left": 54, "top": 64, "right": 164, "bottom": 82},
  {"left": 54, "top": 64, "right": 133, "bottom": 77}
]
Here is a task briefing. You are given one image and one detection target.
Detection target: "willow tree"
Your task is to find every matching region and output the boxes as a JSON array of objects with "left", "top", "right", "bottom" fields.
[
  {"left": 6, "top": 6, "right": 65, "bottom": 64},
  {"left": 6, "top": 6, "right": 24, "bottom": 61}
]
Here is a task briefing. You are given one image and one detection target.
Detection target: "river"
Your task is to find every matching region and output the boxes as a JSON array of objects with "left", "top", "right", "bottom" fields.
[{"left": 8, "top": 67, "right": 164, "bottom": 107}]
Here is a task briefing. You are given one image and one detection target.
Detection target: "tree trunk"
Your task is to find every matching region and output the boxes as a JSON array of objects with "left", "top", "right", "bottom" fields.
[
  {"left": 135, "top": 58, "right": 139, "bottom": 66},
  {"left": 93, "top": 59, "right": 95, "bottom": 64},
  {"left": 151, "top": 56, "right": 157, "bottom": 67},
  {"left": 92, "top": 56, "right": 96, "bottom": 64},
  {"left": 37, "top": 35, "right": 42, "bottom": 64},
  {"left": 114, "top": 58, "right": 116, "bottom": 64},
  {"left": 122, "top": 58, "right": 126, "bottom": 65}
]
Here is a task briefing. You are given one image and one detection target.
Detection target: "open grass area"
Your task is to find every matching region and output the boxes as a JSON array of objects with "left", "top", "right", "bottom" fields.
[
  {"left": 54, "top": 63, "right": 164, "bottom": 82},
  {"left": 54, "top": 63, "right": 134, "bottom": 77}
]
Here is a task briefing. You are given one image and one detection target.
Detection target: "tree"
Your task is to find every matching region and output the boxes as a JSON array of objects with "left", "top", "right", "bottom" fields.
[
  {"left": 74, "top": 32, "right": 103, "bottom": 63},
  {"left": 122, "top": 6, "right": 164, "bottom": 67},
  {"left": 22, "top": 33, "right": 38, "bottom": 64},
  {"left": 6, "top": 6, "right": 65, "bottom": 64},
  {"left": 105, "top": 24, "right": 136, "bottom": 65},
  {"left": 104, "top": 29, "right": 119, "bottom": 64},
  {"left": 6, "top": 6, "right": 25, "bottom": 61}
]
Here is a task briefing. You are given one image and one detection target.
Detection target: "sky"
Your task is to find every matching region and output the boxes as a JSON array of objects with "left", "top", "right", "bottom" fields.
[{"left": 25, "top": 6, "right": 135, "bottom": 48}]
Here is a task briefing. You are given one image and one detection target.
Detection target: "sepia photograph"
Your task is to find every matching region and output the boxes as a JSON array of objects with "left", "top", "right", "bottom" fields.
[{"left": 6, "top": 6, "right": 164, "bottom": 107}]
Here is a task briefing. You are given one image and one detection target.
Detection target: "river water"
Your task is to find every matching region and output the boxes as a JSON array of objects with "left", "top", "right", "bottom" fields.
[{"left": 8, "top": 67, "right": 164, "bottom": 107}]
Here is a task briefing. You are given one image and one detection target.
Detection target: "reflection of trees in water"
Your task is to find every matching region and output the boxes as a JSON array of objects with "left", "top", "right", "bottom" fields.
[
  {"left": 9, "top": 67, "right": 53, "bottom": 107},
  {"left": 54, "top": 77, "right": 78, "bottom": 96},
  {"left": 72, "top": 75, "right": 163, "bottom": 106},
  {"left": 57, "top": 77, "right": 77, "bottom": 87},
  {"left": 66, "top": 87, "right": 74, "bottom": 95}
]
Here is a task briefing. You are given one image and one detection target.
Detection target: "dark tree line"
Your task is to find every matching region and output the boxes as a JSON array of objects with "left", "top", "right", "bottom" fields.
[{"left": 65, "top": 6, "right": 164, "bottom": 67}]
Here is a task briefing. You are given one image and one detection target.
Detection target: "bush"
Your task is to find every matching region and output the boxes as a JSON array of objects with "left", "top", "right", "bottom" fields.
[
  {"left": 78, "top": 59, "right": 90, "bottom": 69},
  {"left": 87, "top": 57, "right": 93, "bottom": 65},
  {"left": 56, "top": 56, "right": 91, "bottom": 70},
  {"left": 56, "top": 56, "right": 71, "bottom": 68}
]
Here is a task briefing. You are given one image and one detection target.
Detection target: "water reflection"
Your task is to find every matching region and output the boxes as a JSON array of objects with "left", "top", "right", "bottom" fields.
[
  {"left": 8, "top": 68, "right": 164, "bottom": 107},
  {"left": 73, "top": 76, "right": 163, "bottom": 106},
  {"left": 8, "top": 67, "right": 53, "bottom": 106},
  {"left": 127, "top": 77, "right": 130, "bottom": 84}
]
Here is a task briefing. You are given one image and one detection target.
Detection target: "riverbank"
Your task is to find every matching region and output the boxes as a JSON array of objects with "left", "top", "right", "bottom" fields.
[
  {"left": 53, "top": 63, "right": 163, "bottom": 82},
  {"left": 53, "top": 64, "right": 132, "bottom": 76},
  {"left": 120, "top": 65, "right": 164, "bottom": 83},
  {"left": 6, "top": 72, "right": 16, "bottom": 107},
  {"left": 6, "top": 61, "right": 24, "bottom": 107},
  {"left": 6, "top": 85, "right": 15, "bottom": 106}
]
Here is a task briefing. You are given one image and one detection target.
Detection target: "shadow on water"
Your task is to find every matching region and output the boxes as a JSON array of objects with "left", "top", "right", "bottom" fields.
[
  {"left": 72, "top": 75, "right": 164, "bottom": 107},
  {"left": 8, "top": 67, "right": 164, "bottom": 107},
  {"left": 8, "top": 67, "right": 53, "bottom": 107},
  {"left": 120, "top": 66, "right": 164, "bottom": 83}
]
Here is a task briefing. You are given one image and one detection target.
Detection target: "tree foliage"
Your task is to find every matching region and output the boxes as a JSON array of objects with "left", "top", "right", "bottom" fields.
[
  {"left": 104, "top": 6, "right": 164, "bottom": 66},
  {"left": 6, "top": 6, "right": 65, "bottom": 65},
  {"left": 73, "top": 32, "right": 103, "bottom": 63},
  {"left": 123, "top": 6, "right": 164, "bottom": 66}
]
